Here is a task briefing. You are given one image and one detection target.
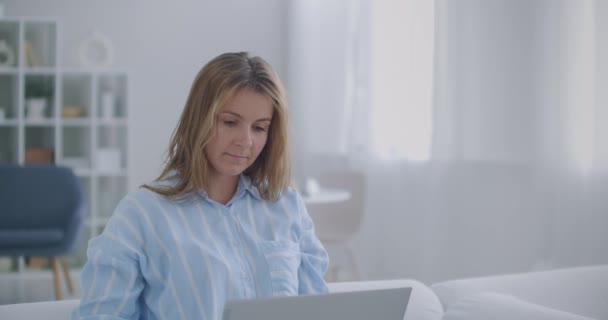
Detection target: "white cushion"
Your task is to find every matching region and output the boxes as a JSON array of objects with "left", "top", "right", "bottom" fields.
[
  {"left": 329, "top": 279, "right": 443, "bottom": 320},
  {"left": 442, "top": 292, "right": 595, "bottom": 320},
  {"left": 0, "top": 299, "right": 79, "bottom": 320},
  {"left": 431, "top": 265, "right": 608, "bottom": 319}
]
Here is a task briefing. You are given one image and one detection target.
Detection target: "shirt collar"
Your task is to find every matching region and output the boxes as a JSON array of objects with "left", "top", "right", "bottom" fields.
[
  {"left": 239, "top": 174, "right": 263, "bottom": 201},
  {"left": 197, "top": 174, "right": 262, "bottom": 203}
]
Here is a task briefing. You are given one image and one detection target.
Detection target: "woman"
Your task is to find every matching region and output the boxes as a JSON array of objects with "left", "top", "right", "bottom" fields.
[{"left": 73, "top": 52, "right": 329, "bottom": 320}]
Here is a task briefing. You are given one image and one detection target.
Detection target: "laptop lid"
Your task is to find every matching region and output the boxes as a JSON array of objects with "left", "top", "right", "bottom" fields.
[{"left": 222, "top": 287, "right": 412, "bottom": 320}]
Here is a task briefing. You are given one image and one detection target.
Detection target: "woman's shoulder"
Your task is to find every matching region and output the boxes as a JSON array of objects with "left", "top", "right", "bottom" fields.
[
  {"left": 124, "top": 184, "right": 162, "bottom": 203},
  {"left": 267, "top": 186, "right": 305, "bottom": 212},
  {"left": 111, "top": 183, "right": 174, "bottom": 219},
  {"left": 103, "top": 185, "right": 175, "bottom": 237},
  {"left": 281, "top": 186, "right": 302, "bottom": 201},
  {"left": 129, "top": 173, "right": 182, "bottom": 203}
]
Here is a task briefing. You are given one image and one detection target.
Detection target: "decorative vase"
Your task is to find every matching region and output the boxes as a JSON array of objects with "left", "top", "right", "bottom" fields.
[
  {"left": 0, "top": 40, "right": 16, "bottom": 67},
  {"left": 26, "top": 98, "right": 47, "bottom": 119}
]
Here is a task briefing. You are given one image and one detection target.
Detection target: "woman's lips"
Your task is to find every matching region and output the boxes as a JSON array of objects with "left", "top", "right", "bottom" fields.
[{"left": 226, "top": 153, "right": 248, "bottom": 160}]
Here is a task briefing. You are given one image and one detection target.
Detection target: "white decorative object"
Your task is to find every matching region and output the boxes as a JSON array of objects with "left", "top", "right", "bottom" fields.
[
  {"left": 26, "top": 98, "right": 47, "bottom": 119},
  {"left": 61, "top": 157, "right": 89, "bottom": 169},
  {"left": 77, "top": 30, "right": 114, "bottom": 68},
  {"left": 101, "top": 91, "right": 115, "bottom": 119},
  {"left": 304, "top": 177, "right": 321, "bottom": 196},
  {"left": 0, "top": 40, "right": 16, "bottom": 67},
  {"left": 96, "top": 148, "right": 121, "bottom": 173}
]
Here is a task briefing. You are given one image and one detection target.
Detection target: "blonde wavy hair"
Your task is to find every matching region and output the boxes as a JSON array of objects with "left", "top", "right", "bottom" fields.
[{"left": 143, "top": 52, "right": 291, "bottom": 201}]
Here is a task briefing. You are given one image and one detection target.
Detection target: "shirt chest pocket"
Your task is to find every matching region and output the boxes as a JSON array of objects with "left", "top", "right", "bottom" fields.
[{"left": 259, "top": 240, "right": 301, "bottom": 296}]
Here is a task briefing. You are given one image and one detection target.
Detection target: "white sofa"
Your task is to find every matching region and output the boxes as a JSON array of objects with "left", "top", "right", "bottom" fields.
[{"left": 1, "top": 265, "right": 606, "bottom": 319}]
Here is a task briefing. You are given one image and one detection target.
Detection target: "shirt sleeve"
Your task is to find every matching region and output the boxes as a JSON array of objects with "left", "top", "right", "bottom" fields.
[
  {"left": 295, "top": 193, "right": 330, "bottom": 294},
  {"left": 72, "top": 197, "right": 145, "bottom": 320}
]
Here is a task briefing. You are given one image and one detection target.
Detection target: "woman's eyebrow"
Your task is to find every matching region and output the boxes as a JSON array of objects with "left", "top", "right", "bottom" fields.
[
  {"left": 219, "top": 111, "right": 242, "bottom": 118},
  {"left": 221, "top": 111, "right": 271, "bottom": 122}
]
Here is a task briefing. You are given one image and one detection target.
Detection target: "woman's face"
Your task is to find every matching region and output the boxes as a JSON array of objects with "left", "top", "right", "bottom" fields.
[{"left": 205, "top": 88, "right": 274, "bottom": 181}]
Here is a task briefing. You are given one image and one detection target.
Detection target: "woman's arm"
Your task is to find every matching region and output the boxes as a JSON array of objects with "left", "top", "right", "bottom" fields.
[
  {"left": 72, "top": 197, "right": 145, "bottom": 320},
  {"left": 295, "top": 194, "right": 330, "bottom": 294}
]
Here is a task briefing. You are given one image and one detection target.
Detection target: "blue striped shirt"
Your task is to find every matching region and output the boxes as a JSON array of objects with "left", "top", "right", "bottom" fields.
[{"left": 72, "top": 174, "right": 329, "bottom": 320}]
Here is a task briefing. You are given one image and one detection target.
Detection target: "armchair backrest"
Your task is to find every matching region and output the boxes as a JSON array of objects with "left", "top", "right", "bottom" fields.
[
  {"left": 0, "top": 165, "right": 85, "bottom": 256},
  {"left": 307, "top": 171, "right": 365, "bottom": 241}
]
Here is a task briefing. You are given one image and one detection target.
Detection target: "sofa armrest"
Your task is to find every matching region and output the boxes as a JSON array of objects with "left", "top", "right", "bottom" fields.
[
  {"left": 431, "top": 265, "right": 608, "bottom": 320},
  {"left": 329, "top": 279, "right": 443, "bottom": 320}
]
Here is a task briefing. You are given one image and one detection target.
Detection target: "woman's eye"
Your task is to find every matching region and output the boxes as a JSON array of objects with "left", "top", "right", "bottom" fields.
[
  {"left": 255, "top": 126, "right": 268, "bottom": 132},
  {"left": 223, "top": 120, "right": 237, "bottom": 126}
]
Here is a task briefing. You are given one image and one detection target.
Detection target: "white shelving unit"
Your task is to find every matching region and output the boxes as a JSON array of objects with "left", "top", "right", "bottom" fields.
[{"left": 0, "top": 18, "right": 129, "bottom": 268}]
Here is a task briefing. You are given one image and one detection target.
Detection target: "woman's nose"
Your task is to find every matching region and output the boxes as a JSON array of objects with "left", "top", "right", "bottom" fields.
[{"left": 235, "top": 127, "right": 253, "bottom": 147}]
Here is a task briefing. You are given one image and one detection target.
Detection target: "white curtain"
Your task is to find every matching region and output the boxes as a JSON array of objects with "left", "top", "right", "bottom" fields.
[
  {"left": 286, "top": 0, "right": 370, "bottom": 176},
  {"left": 287, "top": 0, "right": 608, "bottom": 283}
]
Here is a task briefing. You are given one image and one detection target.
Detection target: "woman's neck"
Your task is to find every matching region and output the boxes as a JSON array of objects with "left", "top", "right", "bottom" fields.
[{"left": 205, "top": 174, "right": 239, "bottom": 205}]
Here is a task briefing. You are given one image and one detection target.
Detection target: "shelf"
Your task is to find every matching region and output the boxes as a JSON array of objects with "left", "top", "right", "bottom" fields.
[
  {"left": 0, "top": 68, "right": 19, "bottom": 75},
  {"left": 97, "top": 175, "right": 127, "bottom": 218},
  {"left": 0, "top": 20, "right": 20, "bottom": 69},
  {"left": 61, "top": 118, "right": 91, "bottom": 126},
  {"left": 0, "top": 119, "right": 19, "bottom": 126},
  {"left": 0, "top": 74, "right": 19, "bottom": 119},
  {"left": 61, "top": 73, "right": 92, "bottom": 120},
  {"left": 69, "top": 168, "right": 128, "bottom": 177},
  {"left": 1, "top": 17, "right": 128, "bottom": 270},
  {"left": 61, "top": 69, "right": 92, "bottom": 76},
  {"left": 23, "top": 68, "right": 56, "bottom": 75},
  {"left": 62, "top": 126, "right": 90, "bottom": 169},
  {"left": 97, "top": 74, "right": 128, "bottom": 119},
  {"left": 72, "top": 168, "right": 93, "bottom": 176},
  {"left": 24, "top": 21, "right": 57, "bottom": 68},
  {"left": 0, "top": 126, "right": 18, "bottom": 163},
  {"left": 24, "top": 119, "right": 55, "bottom": 126},
  {"left": 24, "top": 127, "right": 55, "bottom": 150},
  {"left": 97, "top": 118, "right": 127, "bottom": 126},
  {"left": 96, "top": 169, "right": 128, "bottom": 177},
  {"left": 77, "top": 176, "right": 92, "bottom": 223}
]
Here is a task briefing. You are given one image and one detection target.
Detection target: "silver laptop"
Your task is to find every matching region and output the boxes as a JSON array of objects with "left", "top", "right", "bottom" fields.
[{"left": 222, "top": 287, "right": 411, "bottom": 320}]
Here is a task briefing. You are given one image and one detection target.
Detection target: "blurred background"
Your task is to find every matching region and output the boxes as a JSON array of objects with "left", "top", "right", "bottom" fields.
[{"left": 1, "top": 0, "right": 607, "bottom": 304}]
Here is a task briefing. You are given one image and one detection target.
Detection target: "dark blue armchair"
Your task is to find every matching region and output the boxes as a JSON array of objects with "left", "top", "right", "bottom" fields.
[{"left": 0, "top": 165, "right": 85, "bottom": 300}]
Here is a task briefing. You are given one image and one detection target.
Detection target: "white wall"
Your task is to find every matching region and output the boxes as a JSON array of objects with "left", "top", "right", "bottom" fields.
[{"left": 3, "top": 0, "right": 287, "bottom": 189}]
